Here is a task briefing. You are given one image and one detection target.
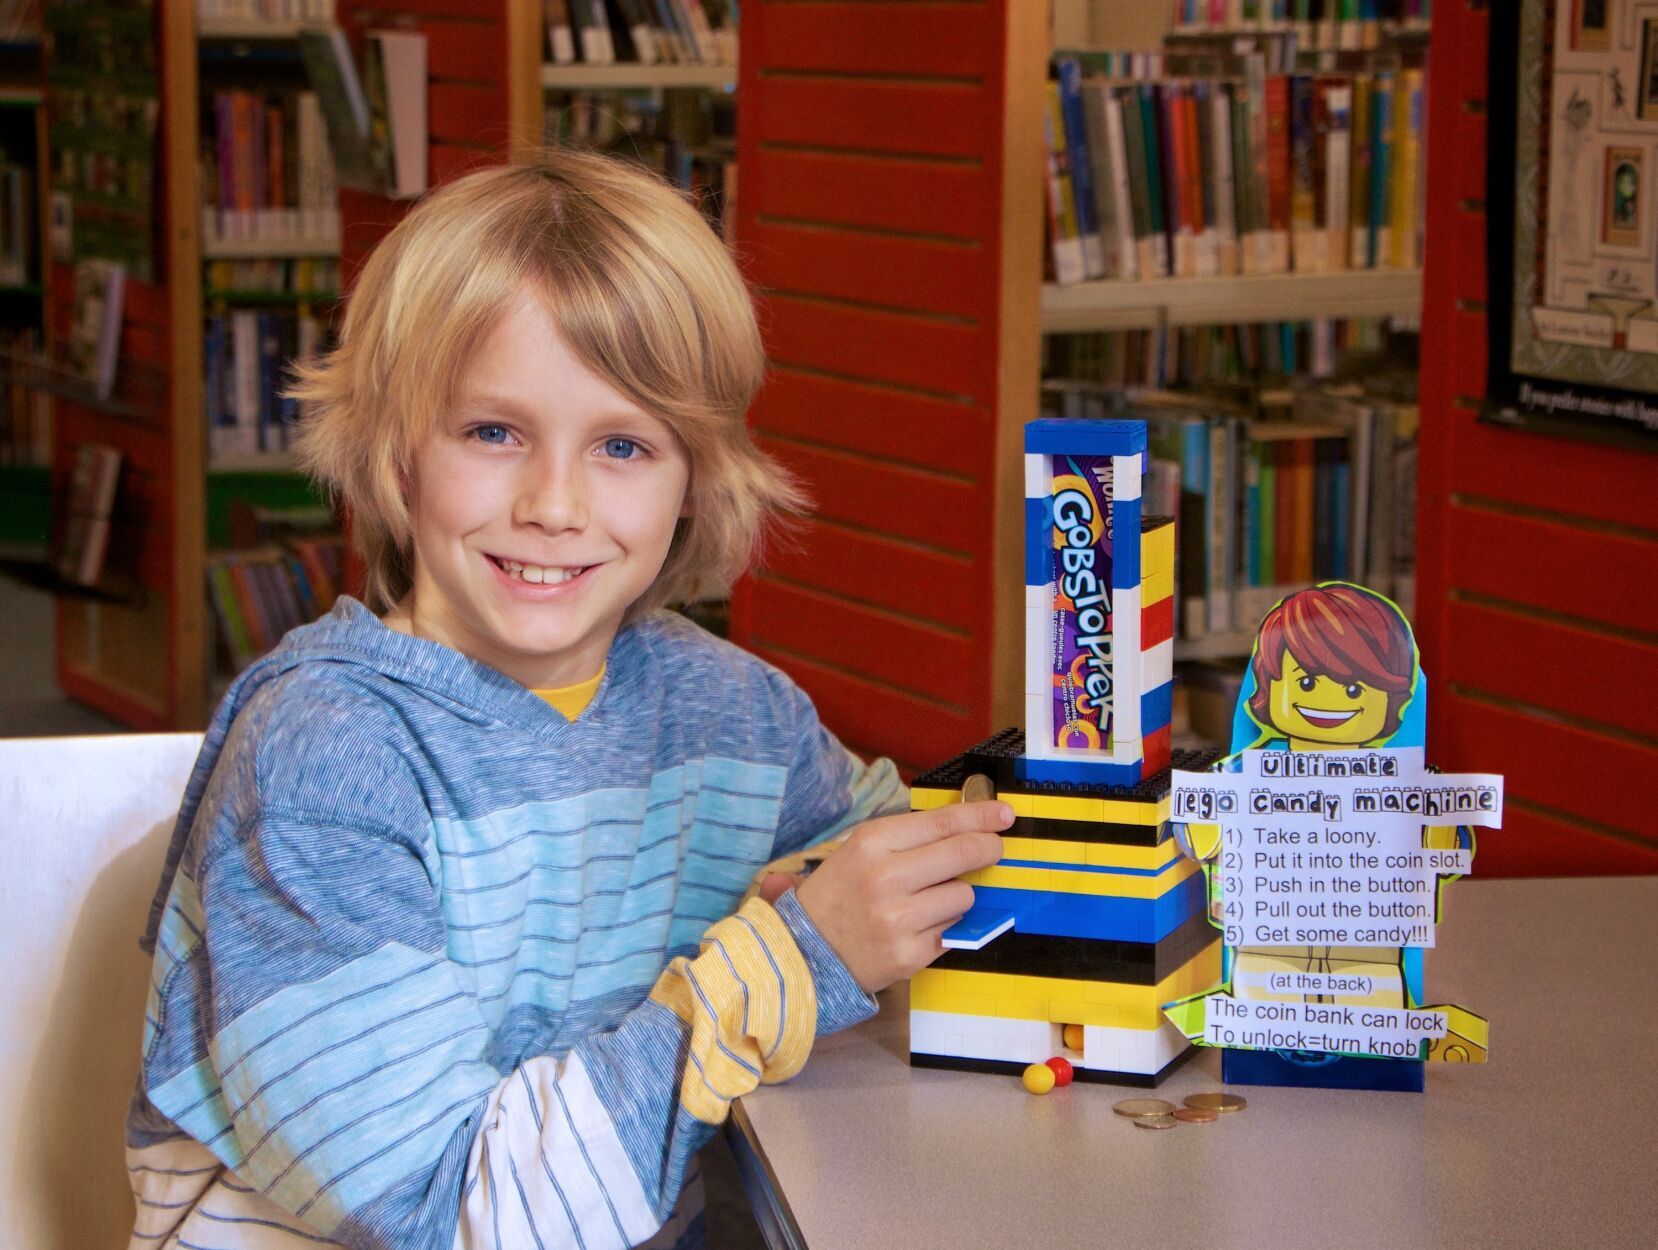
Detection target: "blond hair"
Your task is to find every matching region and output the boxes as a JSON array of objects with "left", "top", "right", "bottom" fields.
[{"left": 290, "top": 149, "right": 806, "bottom": 616}]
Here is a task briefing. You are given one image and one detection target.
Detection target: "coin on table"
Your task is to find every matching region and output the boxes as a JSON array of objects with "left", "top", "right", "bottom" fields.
[
  {"left": 1173, "top": 1107, "right": 1219, "bottom": 1124},
  {"left": 1184, "top": 1092, "right": 1247, "bottom": 1113},
  {"left": 1133, "top": 1114, "right": 1179, "bottom": 1130},
  {"left": 961, "top": 774, "right": 996, "bottom": 803},
  {"left": 1113, "top": 1098, "right": 1176, "bottom": 1119}
]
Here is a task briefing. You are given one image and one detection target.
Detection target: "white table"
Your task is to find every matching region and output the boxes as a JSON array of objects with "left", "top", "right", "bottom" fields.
[{"left": 727, "top": 877, "right": 1658, "bottom": 1248}]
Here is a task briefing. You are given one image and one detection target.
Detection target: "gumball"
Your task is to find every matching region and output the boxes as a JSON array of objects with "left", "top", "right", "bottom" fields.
[
  {"left": 1045, "top": 1056, "right": 1074, "bottom": 1087},
  {"left": 1022, "top": 1062, "right": 1057, "bottom": 1095},
  {"left": 1062, "top": 1023, "right": 1084, "bottom": 1051}
]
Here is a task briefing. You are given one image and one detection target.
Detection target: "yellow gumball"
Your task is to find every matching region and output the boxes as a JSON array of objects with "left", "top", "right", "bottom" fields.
[
  {"left": 1062, "top": 1023, "right": 1084, "bottom": 1051},
  {"left": 1022, "top": 1062, "right": 1056, "bottom": 1095}
]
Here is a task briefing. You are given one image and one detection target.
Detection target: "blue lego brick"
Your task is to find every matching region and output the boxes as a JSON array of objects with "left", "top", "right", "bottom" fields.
[
  {"left": 1024, "top": 418, "right": 1147, "bottom": 458},
  {"left": 1141, "top": 681, "right": 1173, "bottom": 734},
  {"left": 969, "top": 872, "right": 1207, "bottom": 944},
  {"left": 1222, "top": 1047, "right": 1426, "bottom": 1093},
  {"left": 1024, "top": 496, "right": 1049, "bottom": 586},
  {"left": 1016, "top": 755, "right": 1148, "bottom": 787},
  {"left": 1111, "top": 495, "right": 1142, "bottom": 589},
  {"left": 941, "top": 906, "right": 1016, "bottom": 951}
]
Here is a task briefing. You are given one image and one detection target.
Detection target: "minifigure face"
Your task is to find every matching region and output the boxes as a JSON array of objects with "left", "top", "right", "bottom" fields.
[{"left": 1266, "top": 650, "right": 1391, "bottom": 747}]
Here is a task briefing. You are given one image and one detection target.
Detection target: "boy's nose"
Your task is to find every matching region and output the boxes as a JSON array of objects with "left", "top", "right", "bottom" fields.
[{"left": 513, "top": 456, "right": 588, "bottom": 533}]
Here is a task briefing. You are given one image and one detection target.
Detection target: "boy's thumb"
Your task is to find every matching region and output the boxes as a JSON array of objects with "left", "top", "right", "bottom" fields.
[{"left": 758, "top": 872, "right": 804, "bottom": 904}]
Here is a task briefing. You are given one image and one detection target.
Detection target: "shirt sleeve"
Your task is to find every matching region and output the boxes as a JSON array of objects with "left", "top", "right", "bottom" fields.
[
  {"left": 139, "top": 773, "right": 835, "bottom": 1250},
  {"left": 764, "top": 665, "right": 910, "bottom": 862}
]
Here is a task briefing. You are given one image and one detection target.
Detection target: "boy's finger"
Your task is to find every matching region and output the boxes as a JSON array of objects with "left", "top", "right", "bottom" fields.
[
  {"left": 909, "top": 878, "right": 975, "bottom": 935},
  {"left": 893, "top": 829, "right": 1004, "bottom": 894},
  {"left": 875, "top": 800, "right": 1014, "bottom": 851}
]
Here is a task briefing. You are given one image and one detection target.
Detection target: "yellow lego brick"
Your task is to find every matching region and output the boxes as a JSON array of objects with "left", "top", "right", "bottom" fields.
[
  {"left": 1001, "top": 835, "right": 1181, "bottom": 872},
  {"left": 1142, "top": 569, "right": 1174, "bottom": 609},
  {"left": 963, "top": 853, "right": 1200, "bottom": 899},
  {"left": 911, "top": 942, "right": 1221, "bottom": 1031},
  {"left": 1140, "top": 523, "right": 1175, "bottom": 578},
  {"left": 912, "top": 786, "right": 1169, "bottom": 827}
]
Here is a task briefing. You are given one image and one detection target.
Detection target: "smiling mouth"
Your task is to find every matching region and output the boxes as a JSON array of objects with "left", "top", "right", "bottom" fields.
[
  {"left": 488, "top": 556, "right": 595, "bottom": 586},
  {"left": 1293, "top": 704, "right": 1360, "bottom": 729}
]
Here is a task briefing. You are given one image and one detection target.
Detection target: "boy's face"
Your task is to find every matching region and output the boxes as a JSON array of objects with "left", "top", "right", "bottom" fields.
[{"left": 399, "top": 291, "right": 691, "bottom": 689}]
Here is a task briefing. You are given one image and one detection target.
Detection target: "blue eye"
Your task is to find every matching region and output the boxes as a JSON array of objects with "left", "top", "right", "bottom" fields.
[
  {"left": 604, "top": 438, "right": 640, "bottom": 459},
  {"left": 1345, "top": 683, "right": 1363, "bottom": 699},
  {"left": 472, "top": 424, "right": 512, "bottom": 445},
  {"left": 1298, "top": 675, "right": 1317, "bottom": 692}
]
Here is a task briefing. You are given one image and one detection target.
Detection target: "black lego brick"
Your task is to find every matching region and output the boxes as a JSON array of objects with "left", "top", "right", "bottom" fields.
[
  {"left": 932, "top": 909, "right": 1220, "bottom": 985},
  {"left": 911, "top": 727, "right": 1220, "bottom": 803},
  {"left": 908, "top": 1043, "right": 1198, "bottom": 1089}
]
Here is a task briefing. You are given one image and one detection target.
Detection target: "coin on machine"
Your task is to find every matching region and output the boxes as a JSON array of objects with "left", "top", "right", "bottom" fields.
[
  {"left": 1113, "top": 1098, "right": 1176, "bottom": 1119},
  {"left": 961, "top": 774, "right": 996, "bottom": 804},
  {"left": 1184, "top": 1092, "right": 1247, "bottom": 1113},
  {"left": 1173, "top": 1107, "right": 1219, "bottom": 1124},
  {"left": 1133, "top": 1114, "right": 1179, "bottom": 1130}
]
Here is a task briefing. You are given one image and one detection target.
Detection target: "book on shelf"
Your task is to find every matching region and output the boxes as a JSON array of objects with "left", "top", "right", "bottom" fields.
[
  {"left": 1045, "top": 50, "right": 1426, "bottom": 286},
  {"left": 68, "top": 259, "right": 125, "bottom": 401},
  {"left": 545, "top": 0, "right": 738, "bottom": 67},
  {"left": 1041, "top": 374, "right": 1417, "bottom": 644},
  {"left": 206, "top": 305, "right": 327, "bottom": 462},
  {"left": 202, "top": 89, "right": 341, "bottom": 248},
  {"left": 1170, "top": 1, "right": 1431, "bottom": 50},
  {"left": 367, "top": 31, "right": 428, "bottom": 199},
  {"left": 208, "top": 535, "right": 344, "bottom": 672},
  {"left": 297, "top": 26, "right": 385, "bottom": 195},
  {"left": 0, "top": 158, "right": 35, "bottom": 287},
  {"left": 0, "top": 328, "right": 49, "bottom": 467},
  {"left": 56, "top": 441, "right": 122, "bottom": 589}
]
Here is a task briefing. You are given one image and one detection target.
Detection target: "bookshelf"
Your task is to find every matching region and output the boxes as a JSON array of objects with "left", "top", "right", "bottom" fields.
[
  {"left": 1041, "top": 268, "right": 1422, "bottom": 332},
  {"left": 40, "top": 0, "right": 538, "bottom": 729},
  {"left": 541, "top": 64, "right": 735, "bottom": 90},
  {"left": 725, "top": 0, "right": 1429, "bottom": 775}
]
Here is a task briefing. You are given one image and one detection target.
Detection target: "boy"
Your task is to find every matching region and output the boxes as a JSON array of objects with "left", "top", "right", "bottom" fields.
[{"left": 127, "top": 151, "right": 1009, "bottom": 1250}]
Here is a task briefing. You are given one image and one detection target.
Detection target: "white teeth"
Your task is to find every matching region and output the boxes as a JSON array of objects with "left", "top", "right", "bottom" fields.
[{"left": 497, "top": 558, "right": 585, "bottom": 585}]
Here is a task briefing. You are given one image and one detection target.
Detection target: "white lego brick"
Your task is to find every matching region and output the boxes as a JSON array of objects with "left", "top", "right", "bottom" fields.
[
  {"left": 1079, "top": 1020, "right": 1190, "bottom": 1075},
  {"left": 1142, "top": 638, "right": 1174, "bottom": 687},
  {"left": 914, "top": 1010, "right": 1047, "bottom": 1064},
  {"left": 1027, "top": 583, "right": 1052, "bottom": 609},
  {"left": 1112, "top": 454, "right": 1142, "bottom": 501},
  {"left": 1026, "top": 694, "right": 1057, "bottom": 759},
  {"left": 1024, "top": 452, "right": 1050, "bottom": 499}
]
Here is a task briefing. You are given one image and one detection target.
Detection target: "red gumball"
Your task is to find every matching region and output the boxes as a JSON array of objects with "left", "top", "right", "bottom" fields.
[{"left": 1045, "top": 1056, "right": 1074, "bottom": 1087}]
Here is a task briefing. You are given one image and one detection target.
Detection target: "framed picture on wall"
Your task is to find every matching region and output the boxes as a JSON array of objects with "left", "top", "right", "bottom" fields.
[{"left": 1487, "top": 0, "right": 1658, "bottom": 448}]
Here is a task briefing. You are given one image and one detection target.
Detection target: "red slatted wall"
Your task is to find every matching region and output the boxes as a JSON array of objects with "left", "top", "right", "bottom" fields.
[
  {"left": 1417, "top": 1, "right": 1658, "bottom": 875},
  {"left": 731, "top": 1, "right": 1009, "bottom": 776}
]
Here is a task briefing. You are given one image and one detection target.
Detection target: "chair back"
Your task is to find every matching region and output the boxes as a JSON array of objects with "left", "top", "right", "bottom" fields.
[{"left": 0, "top": 733, "right": 202, "bottom": 1249}]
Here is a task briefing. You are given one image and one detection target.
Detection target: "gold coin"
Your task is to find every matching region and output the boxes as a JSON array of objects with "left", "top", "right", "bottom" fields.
[
  {"left": 1183, "top": 1092, "right": 1247, "bottom": 1113},
  {"left": 961, "top": 774, "right": 996, "bottom": 804},
  {"left": 1133, "top": 1114, "right": 1178, "bottom": 1130},
  {"left": 1173, "top": 1107, "right": 1218, "bottom": 1124},
  {"left": 1113, "top": 1098, "right": 1176, "bottom": 1119}
]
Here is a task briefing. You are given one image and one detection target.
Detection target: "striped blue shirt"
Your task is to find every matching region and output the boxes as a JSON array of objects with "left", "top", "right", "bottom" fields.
[{"left": 127, "top": 597, "right": 904, "bottom": 1248}]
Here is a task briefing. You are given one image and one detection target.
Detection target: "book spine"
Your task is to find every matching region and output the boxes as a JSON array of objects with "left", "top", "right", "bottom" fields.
[
  {"left": 1191, "top": 81, "right": 1219, "bottom": 277},
  {"left": 1043, "top": 82, "right": 1087, "bottom": 286},
  {"left": 1349, "top": 74, "right": 1373, "bottom": 268},
  {"left": 1390, "top": 67, "right": 1423, "bottom": 269},
  {"left": 1264, "top": 74, "right": 1292, "bottom": 272},
  {"left": 1370, "top": 71, "right": 1395, "bottom": 266},
  {"left": 1056, "top": 58, "right": 1106, "bottom": 279},
  {"left": 1140, "top": 84, "right": 1172, "bottom": 278},
  {"left": 1323, "top": 80, "right": 1351, "bottom": 271},
  {"left": 1289, "top": 75, "right": 1320, "bottom": 272},
  {"left": 1212, "top": 81, "right": 1239, "bottom": 276}
]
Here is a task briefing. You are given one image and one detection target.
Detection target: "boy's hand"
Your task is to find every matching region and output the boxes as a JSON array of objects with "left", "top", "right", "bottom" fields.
[{"left": 793, "top": 801, "right": 1012, "bottom": 993}]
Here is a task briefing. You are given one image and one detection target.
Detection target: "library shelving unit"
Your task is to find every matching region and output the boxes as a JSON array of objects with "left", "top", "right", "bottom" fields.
[
  {"left": 0, "top": 32, "right": 49, "bottom": 546},
  {"left": 1414, "top": 0, "right": 1658, "bottom": 873},
  {"left": 50, "top": 0, "right": 537, "bottom": 729},
  {"left": 541, "top": 63, "right": 735, "bottom": 91},
  {"left": 724, "top": 0, "right": 1428, "bottom": 774}
]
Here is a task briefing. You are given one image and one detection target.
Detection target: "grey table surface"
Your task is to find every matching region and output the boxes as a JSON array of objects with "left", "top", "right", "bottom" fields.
[{"left": 728, "top": 876, "right": 1658, "bottom": 1249}]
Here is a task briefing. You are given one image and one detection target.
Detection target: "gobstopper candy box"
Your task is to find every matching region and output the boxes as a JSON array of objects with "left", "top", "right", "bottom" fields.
[
  {"left": 1022, "top": 419, "right": 1174, "bottom": 788},
  {"left": 907, "top": 733, "right": 1222, "bottom": 1087}
]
